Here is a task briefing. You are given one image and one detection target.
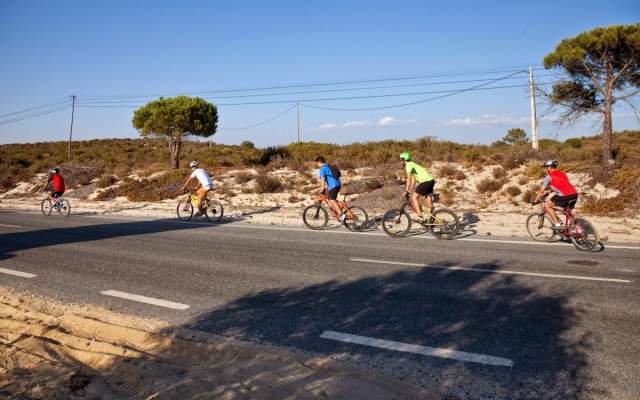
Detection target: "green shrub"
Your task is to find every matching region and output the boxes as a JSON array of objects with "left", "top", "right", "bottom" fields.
[
  {"left": 505, "top": 186, "right": 522, "bottom": 197},
  {"left": 95, "top": 187, "right": 120, "bottom": 201},
  {"left": 476, "top": 178, "right": 505, "bottom": 194},
  {"left": 438, "top": 164, "right": 458, "bottom": 178},
  {"left": 234, "top": 172, "right": 254, "bottom": 184},
  {"left": 254, "top": 173, "right": 282, "bottom": 193},
  {"left": 518, "top": 176, "right": 529, "bottom": 185},
  {"left": 96, "top": 174, "right": 117, "bottom": 188},
  {"left": 492, "top": 166, "right": 507, "bottom": 179},
  {"left": 454, "top": 170, "right": 467, "bottom": 180},
  {"left": 521, "top": 189, "right": 537, "bottom": 203}
]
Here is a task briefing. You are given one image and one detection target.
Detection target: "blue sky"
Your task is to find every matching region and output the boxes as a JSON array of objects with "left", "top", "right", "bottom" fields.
[{"left": 0, "top": 0, "right": 638, "bottom": 146}]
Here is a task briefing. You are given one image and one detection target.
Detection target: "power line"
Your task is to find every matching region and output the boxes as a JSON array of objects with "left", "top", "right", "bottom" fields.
[
  {"left": 300, "top": 71, "right": 535, "bottom": 111},
  {"left": 77, "top": 65, "right": 546, "bottom": 100},
  {"left": 76, "top": 74, "right": 554, "bottom": 105},
  {"left": 0, "top": 104, "right": 71, "bottom": 127},
  {"left": 0, "top": 97, "right": 70, "bottom": 119},
  {"left": 219, "top": 104, "right": 297, "bottom": 131}
]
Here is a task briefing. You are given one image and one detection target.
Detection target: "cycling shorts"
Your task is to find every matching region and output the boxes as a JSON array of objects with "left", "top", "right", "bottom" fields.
[
  {"left": 552, "top": 193, "right": 578, "bottom": 208},
  {"left": 327, "top": 187, "right": 340, "bottom": 200},
  {"left": 415, "top": 180, "right": 435, "bottom": 196}
]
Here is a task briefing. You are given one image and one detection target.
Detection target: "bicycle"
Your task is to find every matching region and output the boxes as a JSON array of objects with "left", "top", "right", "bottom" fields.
[
  {"left": 302, "top": 193, "right": 369, "bottom": 231},
  {"left": 41, "top": 193, "right": 71, "bottom": 217},
  {"left": 526, "top": 197, "right": 598, "bottom": 251},
  {"left": 177, "top": 190, "right": 224, "bottom": 222},
  {"left": 381, "top": 193, "right": 459, "bottom": 239}
]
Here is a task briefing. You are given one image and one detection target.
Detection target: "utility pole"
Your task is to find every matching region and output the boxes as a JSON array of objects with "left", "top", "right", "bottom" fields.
[
  {"left": 296, "top": 101, "right": 300, "bottom": 144},
  {"left": 528, "top": 66, "right": 539, "bottom": 151},
  {"left": 68, "top": 94, "right": 76, "bottom": 160}
]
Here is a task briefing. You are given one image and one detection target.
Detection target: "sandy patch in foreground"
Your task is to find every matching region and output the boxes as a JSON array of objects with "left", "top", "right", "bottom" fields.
[{"left": 0, "top": 286, "right": 429, "bottom": 400}]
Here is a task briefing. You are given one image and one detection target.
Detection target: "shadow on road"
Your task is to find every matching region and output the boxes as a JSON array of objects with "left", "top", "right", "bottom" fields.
[
  {"left": 0, "top": 218, "right": 215, "bottom": 260},
  {"left": 186, "top": 260, "right": 596, "bottom": 399}
]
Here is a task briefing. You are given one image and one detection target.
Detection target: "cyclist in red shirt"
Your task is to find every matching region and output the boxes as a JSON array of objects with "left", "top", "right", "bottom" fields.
[
  {"left": 533, "top": 160, "right": 578, "bottom": 230},
  {"left": 42, "top": 167, "right": 65, "bottom": 206}
]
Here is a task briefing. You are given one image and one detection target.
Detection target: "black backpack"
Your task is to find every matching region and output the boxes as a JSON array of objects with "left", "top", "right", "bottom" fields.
[{"left": 328, "top": 164, "right": 341, "bottom": 179}]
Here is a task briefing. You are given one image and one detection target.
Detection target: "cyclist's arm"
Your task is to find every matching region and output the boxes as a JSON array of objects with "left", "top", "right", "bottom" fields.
[
  {"left": 181, "top": 176, "right": 193, "bottom": 192},
  {"left": 318, "top": 169, "right": 327, "bottom": 192},
  {"left": 405, "top": 172, "right": 415, "bottom": 193},
  {"left": 533, "top": 176, "right": 551, "bottom": 203},
  {"left": 42, "top": 175, "right": 51, "bottom": 191}
]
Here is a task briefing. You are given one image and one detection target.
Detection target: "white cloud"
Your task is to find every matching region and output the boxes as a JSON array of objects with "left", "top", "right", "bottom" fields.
[
  {"left": 342, "top": 120, "right": 371, "bottom": 127},
  {"left": 377, "top": 116, "right": 417, "bottom": 126},
  {"left": 314, "top": 116, "right": 416, "bottom": 131},
  {"left": 443, "top": 114, "right": 529, "bottom": 127},
  {"left": 316, "top": 123, "right": 337, "bottom": 131}
]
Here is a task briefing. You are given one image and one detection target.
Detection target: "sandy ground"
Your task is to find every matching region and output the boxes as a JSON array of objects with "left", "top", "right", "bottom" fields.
[
  {"left": 0, "top": 163, "right": 637, "bottom": 244},
  {"left": 0, "top": 286, "right": 430, "bottom": 400}
]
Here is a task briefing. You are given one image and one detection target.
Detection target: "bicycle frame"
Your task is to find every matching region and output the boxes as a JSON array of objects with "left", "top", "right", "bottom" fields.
[
  {"left": 317, "top": 194, "right": 351, "bottom": 220},
  {"left": 537, "top": 202, "right": 575, "bottom": 237}
]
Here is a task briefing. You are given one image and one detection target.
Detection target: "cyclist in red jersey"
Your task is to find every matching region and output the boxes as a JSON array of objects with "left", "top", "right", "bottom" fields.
[
  {"left": 42, "top": 167, "right": 65, "bottom": 205},
  {"left": 533, "top": 160, "right": 578, "bottom": 230}
]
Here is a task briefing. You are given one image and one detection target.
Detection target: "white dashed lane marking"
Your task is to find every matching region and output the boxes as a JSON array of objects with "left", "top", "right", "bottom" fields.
[
  {"left": 0, "top": 267, "right": 37, "bottom": 278},
  {"left": 321, "top": 330, "right": 514, "bottom": 367},
  {"left": 100, "top": 290, "right": 190, "bottom": 310},
  {"left": 350, "top": 258, "right": 632, "bottom": 283}
]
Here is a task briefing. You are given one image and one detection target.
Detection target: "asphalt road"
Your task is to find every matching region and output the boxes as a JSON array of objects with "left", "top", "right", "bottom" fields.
[{"left": 1, "top": 209, "right": 639, "bottom": 400}]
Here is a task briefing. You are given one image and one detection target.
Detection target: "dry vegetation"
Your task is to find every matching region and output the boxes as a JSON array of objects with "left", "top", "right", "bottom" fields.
[{"left": 2, "top": 131, "right": 640, "bottom": 216}]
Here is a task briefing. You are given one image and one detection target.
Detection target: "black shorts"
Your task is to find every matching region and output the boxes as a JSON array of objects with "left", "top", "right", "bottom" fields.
[
  {"left": 50, "top": 191, "right": 64, "bottom": 198},
  {"left": 327, "top": 187, "right": 340, "bottom": 200},
  {"left": 552, "top": 193, "right": 578, "bottom": 208},
  {"left": 414, "top": 180, "right": 435, "bottom": 196}
]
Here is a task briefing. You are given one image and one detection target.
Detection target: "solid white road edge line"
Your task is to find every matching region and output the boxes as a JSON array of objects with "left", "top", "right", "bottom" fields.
[
  {"left": 0, "top": 267, "right": 37, "bottom": 278},
  {"left": 100, "top": 290, "right": 190, "bottom": 310},
  {"left": 350, "top": 258, "right": 632, "bottom": 283},
  {"left": 0, "top": 223, "right": 23, "bottom": 228},
  {"left": 320, "top": 330, "right": 513, "bottom": 367}
]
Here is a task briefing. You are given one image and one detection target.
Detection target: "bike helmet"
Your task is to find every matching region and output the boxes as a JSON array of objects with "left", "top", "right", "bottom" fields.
[
  {"left": 189, "top": 161, "right": 199, "bottom": 168},
  {"left": 543, "top": 160, "right": 558, "bottom": 168},
  {"left": 50, "top": 167, "right": 60, "bottom": 174},
  {"left": 399, "top": 152, "right": 412, "bottom": 161}
]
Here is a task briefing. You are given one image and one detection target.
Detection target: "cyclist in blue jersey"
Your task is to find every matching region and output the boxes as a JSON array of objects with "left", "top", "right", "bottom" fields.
[{"left": 315, "top": 156, "right": 344, "bottom": 220}]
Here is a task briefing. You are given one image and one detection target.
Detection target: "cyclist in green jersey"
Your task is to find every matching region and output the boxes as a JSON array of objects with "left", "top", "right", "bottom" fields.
[{"left": 399, "top": 152, "right": 436, "bottom": 220}]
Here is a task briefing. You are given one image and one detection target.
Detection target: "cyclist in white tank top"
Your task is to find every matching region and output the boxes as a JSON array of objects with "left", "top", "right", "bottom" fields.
[{"left": 181, "top": 161, "right": 214, "bottom": 213}]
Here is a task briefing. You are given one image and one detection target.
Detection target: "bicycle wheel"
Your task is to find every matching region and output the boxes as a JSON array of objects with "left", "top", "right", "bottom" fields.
[
  {"left": 430, "top": 208, "right": 459, "bottom": 240},
  {"left": 57, "top": 199, "right": 71, "bottom": 217},
  {"left": 381, "top": 208, "right": 412, "bottom": 238},
  {"left": 302, "top": 204, "right": 328, "bottom": 230},
  {"left": 569, "top": 217, "right": 599, "bottom": 251},
  {"left": 41, "top": 198, "right": 52, "bottom": 216},
  {"left": 525, "top": 213, "right": 558, "bottom": 242},
  {"left": 344, "top": 206, "right": 369, "bottom": 232},
  {"left": 204, "top": 199, "right": 224, "bottom": 223},
  {"left": 177, "top": 201, "right": 194, "bottom": 221}
]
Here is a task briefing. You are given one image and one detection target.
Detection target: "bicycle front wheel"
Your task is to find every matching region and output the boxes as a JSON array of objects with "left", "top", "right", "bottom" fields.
[
  {"left": 177, "top": 201, "right": 194, "bottom": 221},
  {"left": 303, "top": 204, "right": 328, "bottom": 230},
  {"left": 381, "top": 208, "right": 411, "bottom": 238},
  {"left": 57, "top": 199, "right": 71, "bottom": 217},
  {"left": 569, "top": 217, "right": 599, "bottom": 251},
  {"left": 525, "top": 213, "right": 558, "bottom": 242},
  {"left": 204, "top": 199, "right": 224, "bottom": 223},
  {"left": 430, "top": 208, "right": 459, "bottom": 240},
  {"left": 344, "top": 206, "right": 369, "bottom": 232},
  {"left": 41, "top": 198, "right": 52, "bottom": 216}
]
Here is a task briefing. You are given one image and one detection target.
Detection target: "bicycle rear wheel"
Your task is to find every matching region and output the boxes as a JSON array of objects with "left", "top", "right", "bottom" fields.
[
  {"left": 177, "top": 201, "right": 194, "bottom": 221},
  {"left": 525, "top": 213, "right": 558, "bottom": 242},
  {"left": 204, "top": 199, "right": 224, "bottom": 223},
  {"left": 381, "top": 208, "right": 411, "bottom": 238},
  {"left": 344, "top": 206, "right": 369, "bottom": 231},
  {"left": 303, "top": 204, "right": 328, "bottom": 230},
  {"left": 57, "top": 199, "right": 71, "bottom": 217},
  {"left": 430, "top": 208, "right": 459, "bottom": 240},
  {"left": 569, "top": 217, "right": 599, "bottom": 251},
  {"left": 41, "top": 198, "right": 52, "bottom": 216}
]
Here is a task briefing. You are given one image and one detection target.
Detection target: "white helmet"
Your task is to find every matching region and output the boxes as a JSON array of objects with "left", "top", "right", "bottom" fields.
[{"left": 189, "top": 161, "right": 199, "bottom": 168}]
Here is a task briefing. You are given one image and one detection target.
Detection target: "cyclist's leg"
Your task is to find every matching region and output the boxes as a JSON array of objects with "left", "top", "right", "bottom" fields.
[
  {"left": 196, "top": 187, "right": 208, "bottom": 212},
  {"left": 327, "top": 187, "right": 342, "bottom": 216},
  {"left": 544, "top": 194, "right": 560, "bottom": 224},
  {"left": 410, "top": 191, "right": 422, "bottom": 215}
]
